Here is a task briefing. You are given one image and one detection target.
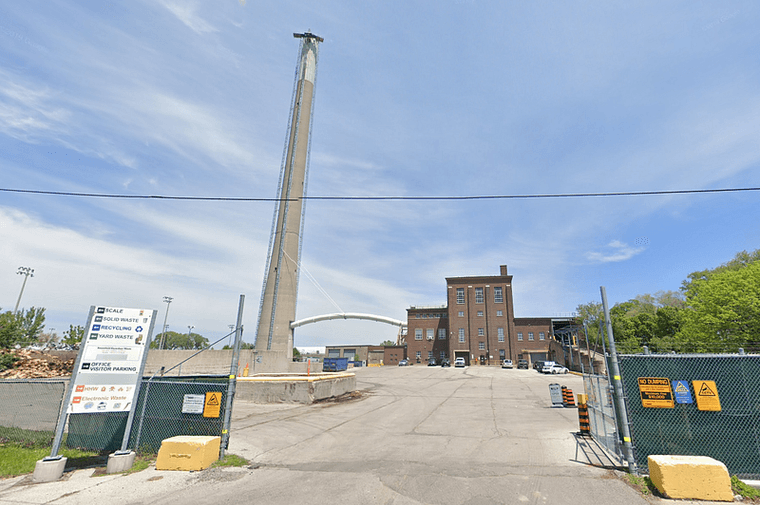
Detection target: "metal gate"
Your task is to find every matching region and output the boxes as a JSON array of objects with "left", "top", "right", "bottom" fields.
[{"left": 583, "top": 373, "right": 625, "bottom": 466}]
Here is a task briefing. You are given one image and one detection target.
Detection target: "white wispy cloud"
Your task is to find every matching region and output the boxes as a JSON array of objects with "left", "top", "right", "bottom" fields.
[
  {"left": 158, "top": 0, "right": 217, "bottom": 34},
  {"left": 586, "top": 240, "right": 645, "bottom": 263}
]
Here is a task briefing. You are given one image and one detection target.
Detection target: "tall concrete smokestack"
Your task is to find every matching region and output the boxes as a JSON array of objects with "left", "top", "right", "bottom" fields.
[{"left": 254, "top": 32, "right": 323, "bottom": 360}]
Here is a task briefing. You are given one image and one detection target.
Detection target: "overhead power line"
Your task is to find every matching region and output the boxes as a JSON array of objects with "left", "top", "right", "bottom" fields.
[{"left": 0, "top": 186, "right": 758, "bottom": 202}]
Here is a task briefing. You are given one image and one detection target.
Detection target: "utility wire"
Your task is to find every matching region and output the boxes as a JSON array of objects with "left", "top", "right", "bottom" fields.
[{"left": 0, "top": 186, "right": 759, "bottom": 201}]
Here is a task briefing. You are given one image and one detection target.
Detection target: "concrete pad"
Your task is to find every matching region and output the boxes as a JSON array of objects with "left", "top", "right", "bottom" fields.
[
  {"left": 648, "top": 454, "right": 734, "bottom": 502},
  {"left": 236, "top": 372, "right": 355, "bottom": 403},
  {"left": 156, "top": 436, "right": 220, "bottom": 471},
  {"left": 32, "top": 456, "right": 66, "bottom": 483},
  {"left": 106, "top": 451, "right": 136, "bottom": 474}
]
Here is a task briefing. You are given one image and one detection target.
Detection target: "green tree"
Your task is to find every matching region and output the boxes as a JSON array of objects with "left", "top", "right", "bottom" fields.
[
  {"left": 18, "top": 307, "right": 46, "bottom": 342},
  {"left": 574, "top": 301, "right": 605, "bottom": 351},
  {"left": 380, "top": 340, "right": 396, "bottom": 346},
  {"left": 677, "top": 258, "right": 760, "bottom": 352},
  {"left": 0, "top": 307, "right": 46, "bottom": 348},
  {"left": 150, "top": 331, "right": 209, "bottom": 350},
  {"left": 63, "top": 325, "right": 85, "bottom": 346},
  {"left": 222, "top": 342, "right": 254, "bottom": 350},
  {"left": 0, "top": 310, "right": 22, "bottom": 348}
]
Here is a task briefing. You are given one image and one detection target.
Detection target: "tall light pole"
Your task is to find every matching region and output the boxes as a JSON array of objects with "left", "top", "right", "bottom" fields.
[
  {"left": 159, "top": 296, "right": 173, "bottom": 350},
  {"left": 187, "top": 325, "right": 195, "bottom": 347},
  {"left": 14, "top": 267, "right": 34, "bottom": 313}
]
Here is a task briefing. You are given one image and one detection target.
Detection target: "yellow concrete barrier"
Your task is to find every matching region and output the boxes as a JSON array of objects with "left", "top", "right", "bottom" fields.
[
  {"left": 648, "top": 455, "right": 733, "bottom": 502},
  {"left": 156, "top": 435, "right": 221, "bottom": 471}
]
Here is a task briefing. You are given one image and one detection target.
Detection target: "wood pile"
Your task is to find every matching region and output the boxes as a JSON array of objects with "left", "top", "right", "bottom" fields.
[{"left": 0, "top": 349, "right": 75, "bottom": 379}]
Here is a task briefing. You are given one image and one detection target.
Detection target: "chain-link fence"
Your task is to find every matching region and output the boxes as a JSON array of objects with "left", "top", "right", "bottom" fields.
[
  {"left": 583, "top": 373, "right": 625, "bottom": 466},
  {"left": 65, "top": 375, "right": 230, "bottom": 453},
  {"left": 0, "top": 379, "right": 67, "bottom": 445},
  {"left": 617, "top": 354, "right": 760, "bottom": 478},
  {"left": 0, "top": 376, "right": 231, "bottom": 454}
]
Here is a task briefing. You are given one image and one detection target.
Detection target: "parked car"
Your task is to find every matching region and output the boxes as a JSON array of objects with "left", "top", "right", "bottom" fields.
[
  {"left": 427, "top": 358, "right": 437, "bottom": 366},
  {"left": 398, "top": 359, "right": 409, "bottom": 366},
  {"left": 454, "top": 357, "right": 466, "bottom": 367},
  {"left": 517, "top": 359, "right": 529, "bottom": 369},
  {"left": 540, "top": 361, "right": 558, "bottom": 374},
  {"left": 534, "top": 360, "right": 548, "bottom": 371},
  {"left": 440, "top": 359, "right": 451, "bottom": 367},
  {"left": 548, "top": 364, "right": 569, "bottom": 374},
  {"left": 501, "top": 359, "right": 513, "bottom": 369}
]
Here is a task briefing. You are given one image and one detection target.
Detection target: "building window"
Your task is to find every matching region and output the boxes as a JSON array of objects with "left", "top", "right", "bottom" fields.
[
  {"left": 438, "top": 328, "right": 446, "bottom": 340},
  {"left": 539, "top": 332, "right": 545, "bottom": 340},
  {"left": 494, "top": 287, "right": 503, "bottom": 303},
  {"left": 478, "top": 342, "right": 485, "bottom": 350},
  {"left": 478, "top": 328, "right": 484, "bottom": 336},
  {"left": 427, "top": 351, "right": 433, "bottom": 359},
  {"left": 456, "top": 288, "right": 465, "bottom": 304},
  {"left": 496, "top": 310, "right": 503, "bottom": 317},
  {"left": 416, "top": 351, "right": 421, "bottom": 359},
  {"left": 477, "top": 310, "right": 484, "bottom": 317},
  {"left": 517, "top": 333, "right": 523, "bottom": 341},
  {"left": 415, "top": 329, "right": 422, "bottom": 340},
  {"left": 415, "top": 314, "right": 420, "bottom": 319},
  {"left": 499, "top": 349, "right": 505, "bottom": 358},
  {"left": 475, "top": 287, "right": 484, "bottom": 303},
  {"left": 426, "top": 329, "right": 434, "bottom": 340},
  {"left": 528, "top": 332, "right": 534, "bottom": 341},
  {"left": 497, "top": 328, "right": 504, "bottom": 342},
  {"left": 440, "top": 351, "right": 446, "bottom": 359},
  {"left": 458, "top": 328, "right": 465, "bottom": 342},
  {"left": 458, "top": 311, "right": 464, "bottom": 317}
]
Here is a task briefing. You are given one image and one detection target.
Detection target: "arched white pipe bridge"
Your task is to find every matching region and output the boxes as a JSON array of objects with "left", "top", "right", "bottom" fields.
[{"left": 291, "top": 313, "right": 406, "bottom": 329}]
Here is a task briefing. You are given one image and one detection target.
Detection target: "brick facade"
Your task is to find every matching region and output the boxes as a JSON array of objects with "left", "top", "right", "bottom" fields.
[
  {"left": 406, "top": 265, "right": 567, "bottom": 366},
  {"left": 406, "top": 305, "right": 449, "bottom": 364}
]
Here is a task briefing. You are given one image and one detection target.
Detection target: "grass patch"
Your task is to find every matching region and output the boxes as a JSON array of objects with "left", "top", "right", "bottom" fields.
[
  {"left": 0, "top": 445, "right": 101, "bottom": 478},
  {"left": 732, "top": 476, "right": 760, "bottom": 502},
  {"left": 0, "top": 426, "right": 55, "bottom": 448},
  {"left": 212, "top": 453, "right": 249, "bottom": 468},
  {"left": 623, "top": 473, "right": 659, "bottom": 496}
]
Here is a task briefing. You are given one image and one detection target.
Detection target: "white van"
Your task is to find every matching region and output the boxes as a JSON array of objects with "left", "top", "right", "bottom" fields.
[{"left": 540, "top": 361, "right": 557, "bottom": 374}]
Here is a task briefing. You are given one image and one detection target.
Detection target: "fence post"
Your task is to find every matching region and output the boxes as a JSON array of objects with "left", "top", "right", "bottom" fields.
[
  {"left": 601, "top": 286, "right": 637, "bottom": 473},
  {"left": 220, "top": 294, "right": 245, "bottom": 458},
  {"left": 582, "top": 320, "right": 595, "bottom": 375}
]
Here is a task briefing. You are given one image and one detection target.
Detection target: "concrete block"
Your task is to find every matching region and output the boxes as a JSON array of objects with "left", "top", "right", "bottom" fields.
[
  {"left": 106, "top": 451, "right": 136, "bottom": 474},
  {"left": 156, "top": 436, "right": 220, "bottom": 471},
  {"left": 648, "top": 455, "right": 733, "bottom": 502},
  {"left": 32, "top": 456, "right": 67, "bottom": 482}
]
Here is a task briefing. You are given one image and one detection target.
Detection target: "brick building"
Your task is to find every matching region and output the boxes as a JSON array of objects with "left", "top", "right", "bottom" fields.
[{"left": 405, "top": 265, "right": 572, "bottom": 366}]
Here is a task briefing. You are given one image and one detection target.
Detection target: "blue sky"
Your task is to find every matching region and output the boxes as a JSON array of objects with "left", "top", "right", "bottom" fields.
[{"left": 1, "top": 1, "right": 758, "bottom": 349}]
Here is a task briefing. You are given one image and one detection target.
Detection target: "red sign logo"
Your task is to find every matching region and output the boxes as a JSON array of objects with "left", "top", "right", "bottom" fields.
[
  {"left": 72, "top": 396, "right": 82, "bottom": 404},
  {"left": 76, "top": 385, "right": 85, "bottom": 392}
]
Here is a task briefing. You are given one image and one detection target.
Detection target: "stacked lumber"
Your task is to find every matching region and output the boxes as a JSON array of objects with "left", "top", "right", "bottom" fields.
[{"left": 0, "top": 349, "right": 74, "bottom": 379}]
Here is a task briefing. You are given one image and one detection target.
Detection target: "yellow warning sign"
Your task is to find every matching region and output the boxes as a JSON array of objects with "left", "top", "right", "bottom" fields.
[
  {"left": 692, "top": 380, "right": 721, "bottom": 411},
  {"left": 203, "top": 392, "right": 222, "bottom": 418},
  {"left": 638, "top": 377, "right": 674, "bottom": 408}
]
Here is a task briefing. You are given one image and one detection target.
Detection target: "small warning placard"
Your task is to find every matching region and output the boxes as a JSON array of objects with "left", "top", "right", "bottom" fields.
[
  {"left": 638, "top": 377, "right": 674, "bottom": 408},
  {"left": 203, "top": 392, "right": 222, "bottom": 418},
  {"left": 693, "top": 380, "right": 721, "bottom": 411}
]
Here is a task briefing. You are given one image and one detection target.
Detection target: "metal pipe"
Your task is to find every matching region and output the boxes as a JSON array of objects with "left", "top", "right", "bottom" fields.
[
  {"left": 600, "top": 286, "right": 637, "bottom": 473},
  {"left": 220, "top": 295, "right": 245, "bottom": 458}
]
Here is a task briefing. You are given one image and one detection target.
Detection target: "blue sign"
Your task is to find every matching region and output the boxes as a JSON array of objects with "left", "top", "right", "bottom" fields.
[{"left": 672, "top": 380, "right": 693, "bottom": 404}]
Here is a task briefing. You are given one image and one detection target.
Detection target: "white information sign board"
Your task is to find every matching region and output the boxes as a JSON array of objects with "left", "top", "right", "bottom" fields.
[
  {"left": 182, "top": 394, "right": 205, "bottom": 414},
  {"left": 67, "top": 307, "right": 154, "bottom": 414}
]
